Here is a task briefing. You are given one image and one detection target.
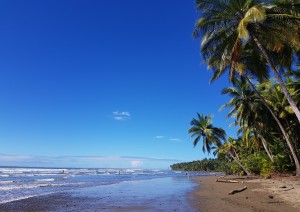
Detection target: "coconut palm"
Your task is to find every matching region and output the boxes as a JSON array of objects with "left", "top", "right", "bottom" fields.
[
  {"left": 221, "top": 77, "right": 276, "bottom": 161},
  {"left": 220, "top": 77, "right": 258, "bottom": 122},
  {"left": 219, "top": 137, "right": 251, "bottom": 175},
  {"left": 193, "top": 1, "right": 299, "bottom": 171},
  {"left": 194, "top": 0, "right": 300, "bottom": 175},
  {"left": 193, "top": 0, "right": 300, "bottom": 125},
  {"left": 239, "top": 124, "right": 275, "bottom": 162},
  {"left": 188, "top": 113, "right": 226, "bottom": 154},
  {"left": 259, "top": 80, "right": 300, "bottom": 163}
]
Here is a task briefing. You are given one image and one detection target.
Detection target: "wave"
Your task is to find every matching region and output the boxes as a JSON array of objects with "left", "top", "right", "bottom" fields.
[
  {"left": 35, "top": 178, "right": 55, "bottom": 182},
  {"left": 0, "top": 184, "right": 50, "bottom": 191}
]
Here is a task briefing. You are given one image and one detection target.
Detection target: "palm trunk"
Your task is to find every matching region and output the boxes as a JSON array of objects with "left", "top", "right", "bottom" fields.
[
  {"left": 251, "top": 35, "right": 300, "bottom": 124},
  {"left": 250, "top": 35, "right": 300, "bottom": 176},
  {"left": 245, "top": 77, "right": 286, "bottom": 163},
  {"left": 258, "top": 134, "right": 274, "bottom": 163},
  {"left": 229, "top": 152, "right": 251, "bottom": 176}
]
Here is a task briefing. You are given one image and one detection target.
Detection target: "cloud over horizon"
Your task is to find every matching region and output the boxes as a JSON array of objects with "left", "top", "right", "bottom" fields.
[{"left": 0, "top": 154, "right": 180, "bottom": 169}]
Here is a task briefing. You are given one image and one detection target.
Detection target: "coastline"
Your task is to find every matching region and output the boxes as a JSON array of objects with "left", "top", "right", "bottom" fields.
[
  {"left": 0, "top": 176, "right": 196, "bottom": 212},
  {"left": 191, "top": 175, "right": 300, "bottom": 212},
  {"left": 1, "top": 173, "right": 299, "bottom": 212}
]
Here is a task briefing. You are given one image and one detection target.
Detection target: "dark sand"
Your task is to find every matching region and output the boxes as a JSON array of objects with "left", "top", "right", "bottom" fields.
[
  {"left": 0, "top": 177, "right": 196, "bottom": 212},
  {"left": 191, "top": 175, "right": 300, "bottom": 212},
  {"left": 2, "top": 175, "right": 299, "bottom": 211}
]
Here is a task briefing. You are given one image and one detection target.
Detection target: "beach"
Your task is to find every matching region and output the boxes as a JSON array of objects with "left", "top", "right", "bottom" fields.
[
  {"left": 1, "top": 168, "right": 300, "bottom": 212},
  {"left": 0, "top": 177, "right": 196, "bottom": 212},
  {"left": 191, "top": 175, "right": 300, "bottom": 212},
  {"left": 0, "top": 167, "right": 198, "bottom": 212}
]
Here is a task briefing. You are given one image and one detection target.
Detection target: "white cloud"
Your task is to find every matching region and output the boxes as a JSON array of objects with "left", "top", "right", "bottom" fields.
[
  {"left": 169, "top": 138, "right": 182, "bottom": 142},
  {"left": 130, "top": 160, "right": 143, "bottom": 168},
  {"left": 154, "top": 135, "right": 182, "bottom": 142},
  {"left": 112, "top": 111, "right": 130, "bottom": 121}
]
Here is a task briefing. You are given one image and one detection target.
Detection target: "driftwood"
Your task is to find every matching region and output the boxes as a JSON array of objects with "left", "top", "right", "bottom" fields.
[
  {"left": 263, "top": 201, "right": 284, "bottom": 204},
  {"left": 216, "top": 179, "right": 239, "bottom": 183},
  {"left": 228, "top": 186, "right": 247, "bottom": 195},
  {"left": 281, "top": 187, "right": 294, "bottom": 192}
]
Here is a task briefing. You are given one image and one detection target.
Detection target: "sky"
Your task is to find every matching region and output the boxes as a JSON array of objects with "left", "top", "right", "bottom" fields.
[{"left": 0, "top": 0, "right": 234, "bottom": 169}]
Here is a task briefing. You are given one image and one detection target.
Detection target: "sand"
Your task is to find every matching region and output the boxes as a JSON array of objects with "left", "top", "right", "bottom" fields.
[
  {"left": 191, "top": 175, "right": 300, "bottom": 212},
  {"left": 1, "top": 175, "right": 299, "bottom": 211},
  {"left": 0, "top": 176, "right": 196, "bottom": 212}
]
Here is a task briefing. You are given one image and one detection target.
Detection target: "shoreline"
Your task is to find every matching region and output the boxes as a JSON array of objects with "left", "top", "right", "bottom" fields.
[
  {"left": 1, "top": 174, "right": 299, "bottom": 211},
  {"left": 190, "top": 175, "right": 300, "bottom": 212},
  {"left": 0, "top": 176, "right": 196, "bottom": 212}
]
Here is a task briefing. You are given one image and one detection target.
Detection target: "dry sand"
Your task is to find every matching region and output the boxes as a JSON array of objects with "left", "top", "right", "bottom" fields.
[{"left": 191, "top": 175, "right": 300, "bottom": 212}]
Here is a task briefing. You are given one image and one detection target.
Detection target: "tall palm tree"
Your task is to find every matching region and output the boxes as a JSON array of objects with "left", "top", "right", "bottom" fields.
[
  {"left": 188, "top": 113, "right": 226, "bottom": 154},
  {"left": 221, "top": 77, "right": 261, "bottom": 126},
  {"left": 193, "top": 1, "right": 298, "bottom": 171},
  {"left": 259, "top": 80, "right": 300, "bottom": 164},
  {"left": 222, "top": 77, "right": 300, "bottom": 174},
  {"left": 221, "top": 77, "right": 275, "bottom": 161},
  {"left": 194, "top": 0, "right": 300, "bottom": 124}
]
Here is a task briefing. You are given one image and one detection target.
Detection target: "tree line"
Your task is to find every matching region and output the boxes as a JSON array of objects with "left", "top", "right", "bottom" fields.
[{"left": 170, "top": 158, "right": 228, "bottom": 172}]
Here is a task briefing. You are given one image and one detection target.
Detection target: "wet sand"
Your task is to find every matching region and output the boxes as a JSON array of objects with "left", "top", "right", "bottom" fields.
[
  {"left": 191, "top": 175, "right": 300, "bottom": 212},
  {"left": 2, "top": 175, "right": 299, "bottom": 212},
  {"left": 0, "top": 176, "right": 196, "bottom": 212}
]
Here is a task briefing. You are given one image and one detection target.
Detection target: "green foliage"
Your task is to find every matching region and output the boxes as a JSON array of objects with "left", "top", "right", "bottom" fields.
[
  {"left": 227, "top": 161, "right": 244, "bottom": 175},
  {"left": 191, "top": 0, "right": 300, "bottom": 176},
  {"left": 273, "top": 153, "right": 294, "bottom": 172},
  {"left": 241, "top": 152, "right": 274, "bottom": 178},
  {"left": 188, "top": 113, "right": 226, "bottom": 154},
  {"left": 170, "top": 158, "right": 228, "bottom": 172}
]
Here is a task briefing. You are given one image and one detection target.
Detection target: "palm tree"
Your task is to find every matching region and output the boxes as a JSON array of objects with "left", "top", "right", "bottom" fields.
[
  {"left": 240, "top": 124, "right": 274, "bottom": 163},
  {"left": 220, "top": 77, "right": 260, "bottom": 127},
  {"left": 221, "top": 77, "right": 275, "bottom": 162},
  {"left": 193, "top": 0, "right": 300, "bottom": 125},
  {"left": 188, "top": 113, "right": 226, "bottom": 154},
  {"left": 222, "top": 77, "right": 300, "bottom": 174},
  {"left": 219, "top": 137, "right": 251, "bottom": 176},
  {"left": 259, "top": 80, "right": 300, "bottom": 165},
  {"left": 194, "top": 0, "right": 300, "bottom": 175}
]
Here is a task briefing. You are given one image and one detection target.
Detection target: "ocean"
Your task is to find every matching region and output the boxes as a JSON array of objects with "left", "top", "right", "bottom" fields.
[{"left": 0, "top": 167, "right": 214, "bottom": 211}]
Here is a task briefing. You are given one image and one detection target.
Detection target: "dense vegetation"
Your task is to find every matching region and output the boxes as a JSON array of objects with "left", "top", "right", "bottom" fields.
[
  {"left": 170, "top": 158, "right": 228, "bottom": 172},
  {"left": 179, "top": 0, "right": 300, "bottom": 177}
]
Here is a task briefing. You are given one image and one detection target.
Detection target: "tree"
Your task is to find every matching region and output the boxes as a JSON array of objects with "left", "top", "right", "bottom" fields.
[
  {"left": 193, "top": 0, "right": 300, "bottom": 125},
  {"left": 193, "top": 0, "right": 300, "bottom": 175},
  {"left": 219, "top": 137, "right": 251, "bottom": 176},
  {"left": 221, "top": 77, "right": 275, "bottom": 162},
  {"left": 188, "top": 113, "right": 226, "bottom": 154}
]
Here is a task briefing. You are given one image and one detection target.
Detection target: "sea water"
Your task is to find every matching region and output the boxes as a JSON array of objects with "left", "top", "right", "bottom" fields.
[{"left": 0, "top": 166, "right": 211, "bottom": 205}]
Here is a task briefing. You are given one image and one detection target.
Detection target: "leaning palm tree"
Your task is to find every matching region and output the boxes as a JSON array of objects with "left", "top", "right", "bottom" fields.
[
  {"left": 219, "top": 137, "right": 251, "bottom": 176},
  {"left": 240, "top": 124, "right": 275, "bottom": 163},
  {"left": 194, "top": 0, "right": 300, "bottom": 125},
  {"left": 188, "top": 113, "right": 226, "bottom": 154},
  {"left": 221, "top": 77, "right": 275, "bottom": 162},
  {"left": 194, "top": 0, "right": 300, "bottom": 175}
]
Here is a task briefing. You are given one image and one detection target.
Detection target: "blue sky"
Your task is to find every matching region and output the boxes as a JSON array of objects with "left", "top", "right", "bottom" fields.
[{"left": 0, "top": 0, "right": 234, "bottom": 169}]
